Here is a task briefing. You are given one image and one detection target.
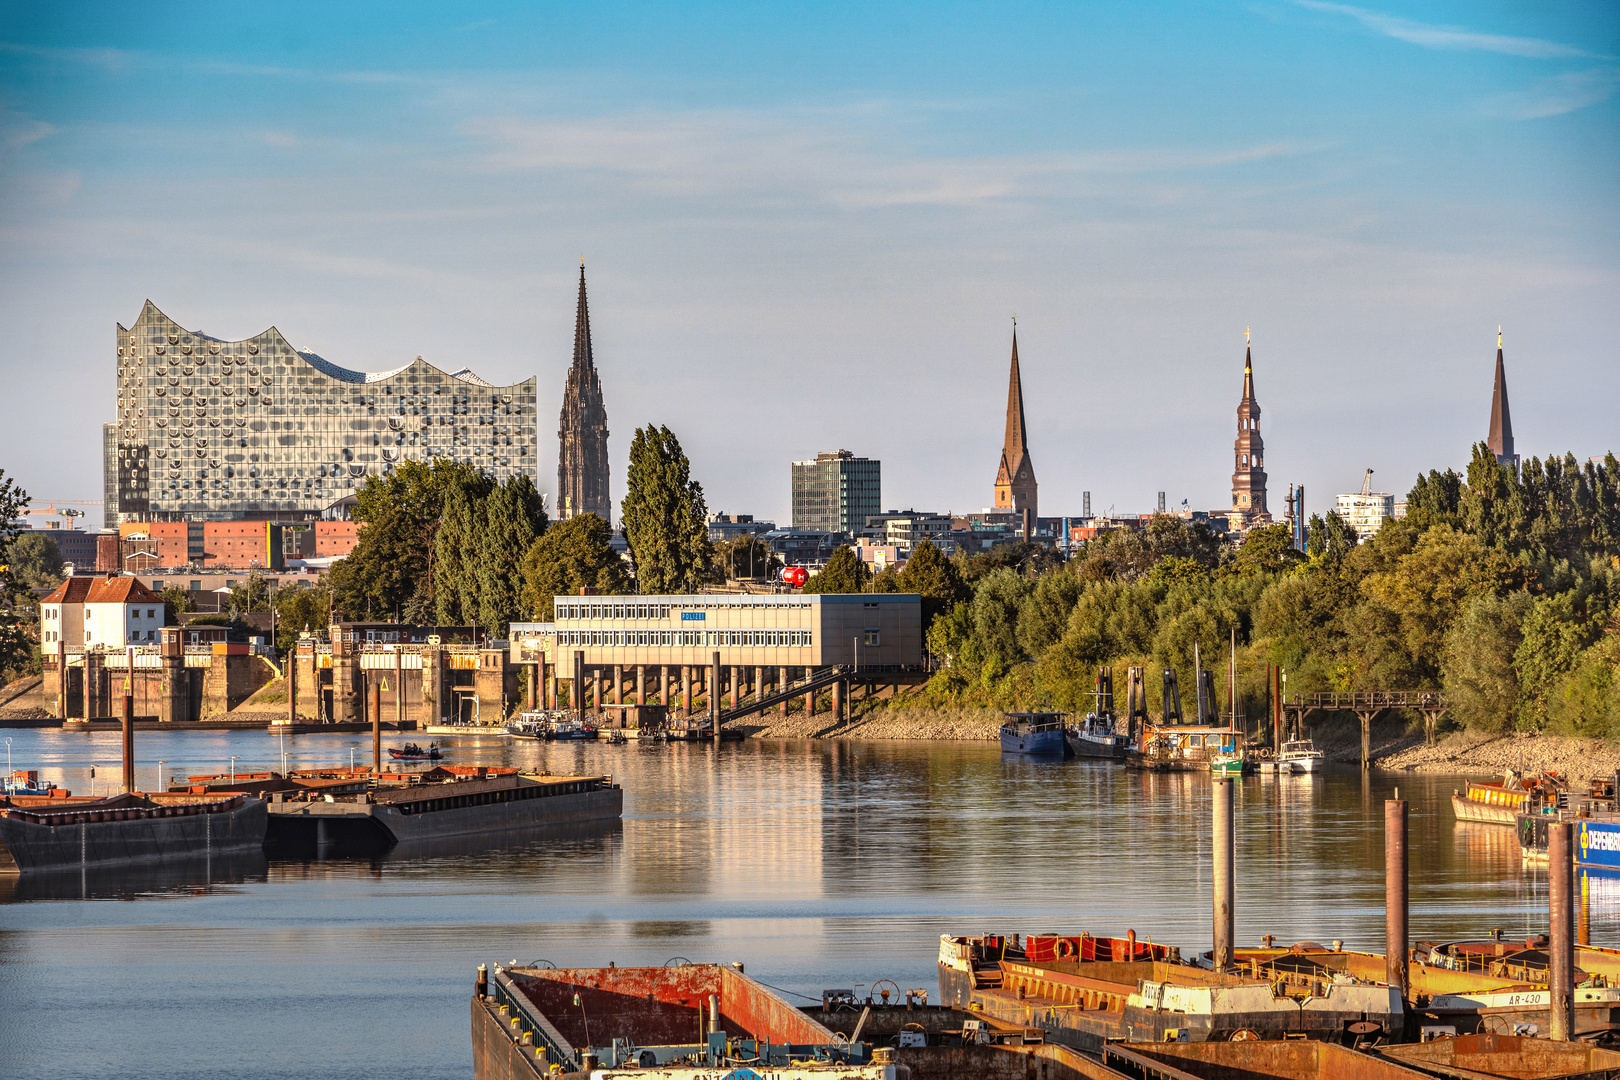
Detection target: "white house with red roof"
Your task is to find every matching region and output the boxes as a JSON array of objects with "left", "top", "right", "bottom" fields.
[{"left": 41, "top": 575, "right": 166, "bottom": 649}]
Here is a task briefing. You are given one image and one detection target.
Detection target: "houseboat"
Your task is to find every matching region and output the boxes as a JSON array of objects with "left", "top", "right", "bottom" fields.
[
  {"left": 1452, "top": 770, "right": 1565, "bottom": 825},
  {"left": 999, "top": 713, "right": 1067, "bottom": 757},
  {"left": 1127, "top": 725, "right": 1247, "bottom": 773}
]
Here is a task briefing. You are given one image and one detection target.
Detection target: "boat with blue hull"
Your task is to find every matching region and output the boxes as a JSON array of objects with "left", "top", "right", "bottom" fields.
[{"left": 1000, "top": 712, "right": 1068, "bottom": 757}]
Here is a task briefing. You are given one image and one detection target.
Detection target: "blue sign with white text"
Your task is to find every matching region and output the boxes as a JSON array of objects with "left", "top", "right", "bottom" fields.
[{"left": 681, "top": 612, "right": 705, "bottom": 621}]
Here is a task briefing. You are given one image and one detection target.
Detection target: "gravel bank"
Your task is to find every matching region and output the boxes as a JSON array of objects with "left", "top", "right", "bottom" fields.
[{"left": 735, "top": 705, "right": 1002, "bottom": 741}]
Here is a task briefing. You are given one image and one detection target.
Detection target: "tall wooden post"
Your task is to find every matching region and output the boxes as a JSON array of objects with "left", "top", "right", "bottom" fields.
[
  {"left": 1212, "top": 777, "right": 1235, "bottom": 972},
  {"left": 1549, "top": 823, "right": 1575, "bottom": 1042},
  {"left": 395, "top": 648, "right": 405, "bottom": 728},
  {"left": 1386, "top": 797, "right": 1409, "bottom": 1001},
  {"left": 371, "top": 680, "right": 381, "bottom": 774},
  {"left": 122, "top": 645, "right": 136, "bottom": 793},
  {"left": 287, "top": 643, "right": 299, "bottom": 726},
  {"left": 56, "top": 637, "right": 67, "bottom": 720}
]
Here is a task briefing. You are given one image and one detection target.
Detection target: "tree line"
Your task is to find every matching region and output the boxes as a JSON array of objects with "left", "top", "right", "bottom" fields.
[{"left": 798, "top": 444, "right": 1620, "bottom": 739}]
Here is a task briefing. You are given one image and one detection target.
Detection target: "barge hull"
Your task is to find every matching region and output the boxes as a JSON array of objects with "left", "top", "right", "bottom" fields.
[{"left": 0, "top": 798, "right": 267, "bottom": 873}]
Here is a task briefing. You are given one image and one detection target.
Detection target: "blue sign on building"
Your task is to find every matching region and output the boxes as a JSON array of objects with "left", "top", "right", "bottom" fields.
[{"left": 680, "top": 612, "right": 705, "bottom": 621}]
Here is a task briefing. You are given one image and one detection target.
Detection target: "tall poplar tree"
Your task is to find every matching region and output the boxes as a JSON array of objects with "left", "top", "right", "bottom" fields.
[
  {"left": 476, "top": 474, "right": 548, "bottom": 636},
  {"left": 620, "top": 425, "right": 712, "bottom": 594},
  {"left": 434, "top": 484, "right": 480, "bottom": 626}
]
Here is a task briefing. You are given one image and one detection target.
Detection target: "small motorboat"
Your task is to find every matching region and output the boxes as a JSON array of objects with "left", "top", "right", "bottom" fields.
[
  {"left": 1276, "top": 739, "right": 1324, "bottom": 774},
  {"left": 1209, "top": 755, "right": 1246, "bottom": 778},
  {"left": 388, "top": 743, "right": 442, "bottom": 762},
  {"left": 1000, "top": 712, "right": 1069, "bottom": 757},
  {"left": 3, "top": 770, "right": 59, "bottom": 797},
  {"left": 546, "top": 717, "right": 598, "bottom": 741}
]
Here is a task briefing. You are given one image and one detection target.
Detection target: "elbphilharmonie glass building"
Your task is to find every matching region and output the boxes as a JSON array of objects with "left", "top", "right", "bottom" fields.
[{"left": 110, "top": 301, "right": 537, "bottom": 522}]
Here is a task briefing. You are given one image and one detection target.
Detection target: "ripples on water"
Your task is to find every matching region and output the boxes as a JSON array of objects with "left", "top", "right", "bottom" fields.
[{"left": 0, "top": 729, "right": 1585, "bottom": 1079}]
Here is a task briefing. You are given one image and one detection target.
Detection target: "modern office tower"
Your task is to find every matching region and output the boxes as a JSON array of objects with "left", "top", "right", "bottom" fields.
[
  {"left": 110, "top": 300, "right": 536, "bottom": 521},
  {"left": 1230, "top": 331, "right": 1270, "bottom": 526},
  {"left": 556, "top": 264, "right": 612, "bottom": 523},
  {"left": 1487, "top": 328, "right": 1519, "bottom": 468},
  {"left": 791, "top": 450, "right": 881, "bottom": 535},
  {"left": 992, "top": 329, "right": 1038, "bottom": 525}
]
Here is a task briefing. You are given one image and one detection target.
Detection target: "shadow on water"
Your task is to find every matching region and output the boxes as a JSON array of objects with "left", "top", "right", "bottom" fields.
[
  {"left": 266, "top": 817, "right": 624, "bottom": 874},
  {"left": 0, "top": 850, "right": 270, "bottom": 903}
]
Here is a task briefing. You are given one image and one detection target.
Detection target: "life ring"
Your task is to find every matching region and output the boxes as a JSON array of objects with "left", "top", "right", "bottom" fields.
[
  {"left": 1056, "top": 938, "right": 1078, "bottom": 960},
  {"left": 1259, "top": 747, "right": 1273, "bottom": 758}
]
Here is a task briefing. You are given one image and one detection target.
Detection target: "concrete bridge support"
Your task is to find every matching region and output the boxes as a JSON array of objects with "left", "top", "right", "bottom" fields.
[{"left": 160, "top": 627, "right": 187, "bottom": 724}]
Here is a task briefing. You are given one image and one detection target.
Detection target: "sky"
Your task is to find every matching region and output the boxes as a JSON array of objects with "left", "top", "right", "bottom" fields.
[{"left": 1, "top": 1, "right": 1616, "bottom": 532}]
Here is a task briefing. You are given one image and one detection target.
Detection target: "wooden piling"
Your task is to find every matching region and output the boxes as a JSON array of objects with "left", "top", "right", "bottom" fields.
[
  {"left": 1550, "top": 822, "right": 1575, "bottom": 1041},
  {"left": 1386, "top": 797, "right": 1409, "bottom": 1001}
]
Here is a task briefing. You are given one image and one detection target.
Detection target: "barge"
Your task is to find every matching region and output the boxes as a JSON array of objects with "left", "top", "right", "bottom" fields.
[
  {"left": 937, "top": 932, "right": 1400, "bottom": 1050},
  {"left": 266, "top": 771, "right": 621, "bottom": 856},
  {"left": 474, "top": 962, "right": 903, "bottom": 1079},
  {"left": 0, "top": 791, "right": 268, "bottom": 874}
]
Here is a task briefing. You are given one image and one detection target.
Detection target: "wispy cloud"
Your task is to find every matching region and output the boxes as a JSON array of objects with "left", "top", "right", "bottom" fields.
[
  {"left": 1294, "top": 1, "right": 1609, "bottom": 61},
  {"left": 0, "top": 40, "right": 135, "bottom": 71},
  {"left": 463, "top": 109, "right": 1330, "bottom": 210},
  {"left": 1488, "top": 67, "right": 1620, "bottom": 119}
]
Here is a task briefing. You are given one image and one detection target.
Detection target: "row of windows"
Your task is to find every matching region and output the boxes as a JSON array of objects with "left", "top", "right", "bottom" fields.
[
  {"left": 43, "top": 628, "right": 161, "bottom": 643},
  {"left": 556, "top": 601, "right": 816, "bottom": 620},
  {"left": 44, "top": 607, "right": 159, "bottom": 620},
  {"left": 558, "top": 629, "right": 816, "bottom": 648}
]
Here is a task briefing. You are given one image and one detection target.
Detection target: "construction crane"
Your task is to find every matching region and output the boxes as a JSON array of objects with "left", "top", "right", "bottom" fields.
[{"left": 1360, "top": 468, "right": 1374, "bottom": 497}]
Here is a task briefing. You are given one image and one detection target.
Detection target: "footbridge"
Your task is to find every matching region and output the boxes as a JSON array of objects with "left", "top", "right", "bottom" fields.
[{"left": 1284, "top": 691, "right": 1450, "bottom": 770}]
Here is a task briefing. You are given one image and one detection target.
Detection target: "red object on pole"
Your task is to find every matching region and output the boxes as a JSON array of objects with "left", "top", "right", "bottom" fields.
[{"left": 781, "top": 566, "right": 809, "bottom": 588}]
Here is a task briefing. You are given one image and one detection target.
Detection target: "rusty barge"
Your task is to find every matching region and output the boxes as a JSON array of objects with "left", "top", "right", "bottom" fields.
[
  {"left": 937, "top": 932, "right": 1401, "bottom": 1051},
  {"left": 474, "top": 961, "right": 905, "bottom": 1079}
]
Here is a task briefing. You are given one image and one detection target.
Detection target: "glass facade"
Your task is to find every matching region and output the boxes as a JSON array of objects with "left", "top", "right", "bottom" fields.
[
  {"left": 112, "top": 301, "right": 537, "bottom": 520},
  {"left": 791, "top": 450, "right": 881, "bottom": 534}
]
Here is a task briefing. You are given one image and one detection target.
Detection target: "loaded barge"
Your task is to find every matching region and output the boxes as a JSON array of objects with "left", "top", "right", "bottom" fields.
[
  {"left": 0, "top": 791, "right": 267, "bottom": 873},
  {"left": 266, "top": 771, "right": 621, "bottom": 856},
  {"left": 937, "top": 932, "right": 1400, "bottom": 1050}
]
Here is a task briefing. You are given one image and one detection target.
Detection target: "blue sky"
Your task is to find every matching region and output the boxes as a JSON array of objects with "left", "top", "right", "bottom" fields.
[{"left": 2, "top": 1, "right": 1616, "bottom": 530}]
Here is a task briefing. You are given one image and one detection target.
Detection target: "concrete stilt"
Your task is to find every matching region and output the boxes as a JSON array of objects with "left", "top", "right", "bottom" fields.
[
  {"left": 710, "top": 651, "right": 721, "bottom": 729},
  {"left": 682, "top": 666, "right": 692, "bottom": 715},
  {"left": 780, "top": 666, "right": 789, "bottom": 717},
  {"left": 612, "top": 664, "right": 623, "bottom": 706},
  {"left": 636, "top": 664, "right": 645, "bottom": 707}
]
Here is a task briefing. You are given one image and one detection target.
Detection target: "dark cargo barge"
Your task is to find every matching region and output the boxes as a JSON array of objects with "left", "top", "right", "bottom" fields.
[
  {"left": 0, "top": 792, "right": 268, "bottom": 873},
  {"left": 266, "top": 772, "right": 622, "bottom": 857}
]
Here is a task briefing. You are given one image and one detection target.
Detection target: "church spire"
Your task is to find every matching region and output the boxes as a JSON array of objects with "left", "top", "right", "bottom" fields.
[
  {"left": 1230, "top": 329, "right": 1269, "bottom": 526},
  {"left": 1488, "top": 327, "right": 1517, "bottom": 467},
  {"left": 993, "top": 326, "right": 1038, "bottom": 526},
  {"left": 572, "top": 262, "right": 593, "bottom": 370}
]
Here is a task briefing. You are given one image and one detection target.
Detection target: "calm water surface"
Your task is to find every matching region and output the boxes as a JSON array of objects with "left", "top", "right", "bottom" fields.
[{"left": 0, "top": 729, "right": 1599, "bottom": 1079}]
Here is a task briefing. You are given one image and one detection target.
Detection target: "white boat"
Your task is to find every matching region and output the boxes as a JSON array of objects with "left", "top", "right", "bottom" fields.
[
  {"left": 1256, "top": 757, "right": 1304, "bottom": 774},
  {"left": 1276, "top": 739, "right": 1324, "bottom": 774}
]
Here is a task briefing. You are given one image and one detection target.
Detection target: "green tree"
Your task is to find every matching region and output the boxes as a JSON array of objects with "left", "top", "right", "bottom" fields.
[
  {"left": 713, "top": 535, "right": 782, "bottom": 583},
  {"left": 1548, "top": 634, "right": 1620, "bottom": 738},
  {"left": 9, "top": 531, "right": 65, "bottom": 590},
  {"left": 434, "top": 483, "right": 483, "bottom": 625},
  {"left": 0, "top": 470, "right": 35, "bottom": 681},
  {"left": 476, "top": 474, "right": 548, "bottom": 636},
  {"left": 621, "top": 425, "right": 712, "bottom": 593},
  {"left": 159, "top": 584, "right": 195, "bottom": 624},
  {"left": 896, "top": 539, "right": 968, "bottom": 634},
  {"left": 227, "top": 568, "right": 272, "bottom": 617},
  {"left": 520, "top": 514, "right": 631, "bottom": 620},
  {"left": 802, "top": 546, "right": 870, "bottom": 594},
  {"left": 1016, "top": 570, "right": 1082, "bottom": 658},
  {"left": 274, "top": 584, "right": 332, "bottom": 657},
  {"left": 1442, "top": 592, "right": 1533, "bottom": 732},
  {"left": 1231, "top": 523, "right": 1304, "bottom": 575},
  {"left": 969, "top": 567, "right": 1034, "bottom": 672}
]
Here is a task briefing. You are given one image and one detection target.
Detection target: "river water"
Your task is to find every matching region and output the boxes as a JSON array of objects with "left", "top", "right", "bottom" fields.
[{"left": 0, "top": 728, "right": 1597, "bottom": 1079}]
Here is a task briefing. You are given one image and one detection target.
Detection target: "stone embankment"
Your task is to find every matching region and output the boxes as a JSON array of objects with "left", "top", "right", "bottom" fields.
[{"left": 1372, "top": 731, "right": 1620, "bottom": 783}]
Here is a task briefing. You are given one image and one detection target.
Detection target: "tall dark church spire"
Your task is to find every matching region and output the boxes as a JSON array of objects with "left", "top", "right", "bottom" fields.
[
  {"left": 1230, "top": 328, "right": 1270, "bottom": 527},
  {"left": 557, "top": 263, "right": 611, "bottom": 523},
  {"left": 993, "top": 327, "right": 1038, "bottom": 526},
  {"left": 1488, "top": 327, "right": 1518, "bottom": 467}
]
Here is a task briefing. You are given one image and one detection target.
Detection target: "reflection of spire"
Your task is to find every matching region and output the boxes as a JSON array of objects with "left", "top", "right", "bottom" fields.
[{"left": 1488, "top": 329, "right": 1516, "bottom": 466}]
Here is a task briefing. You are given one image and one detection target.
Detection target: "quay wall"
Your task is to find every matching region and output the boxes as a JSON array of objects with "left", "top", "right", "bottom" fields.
[{"left": 41, "top": 653, "right": 272, "bottom": 722}]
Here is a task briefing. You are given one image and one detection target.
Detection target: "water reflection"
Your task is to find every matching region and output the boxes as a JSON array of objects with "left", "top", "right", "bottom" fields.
[
  {"left": 3, "top": 730, "right": 1619, "bottom": 1080},
  {"left": 0, "top": 850, "right": 268, "bottom": 903}
]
